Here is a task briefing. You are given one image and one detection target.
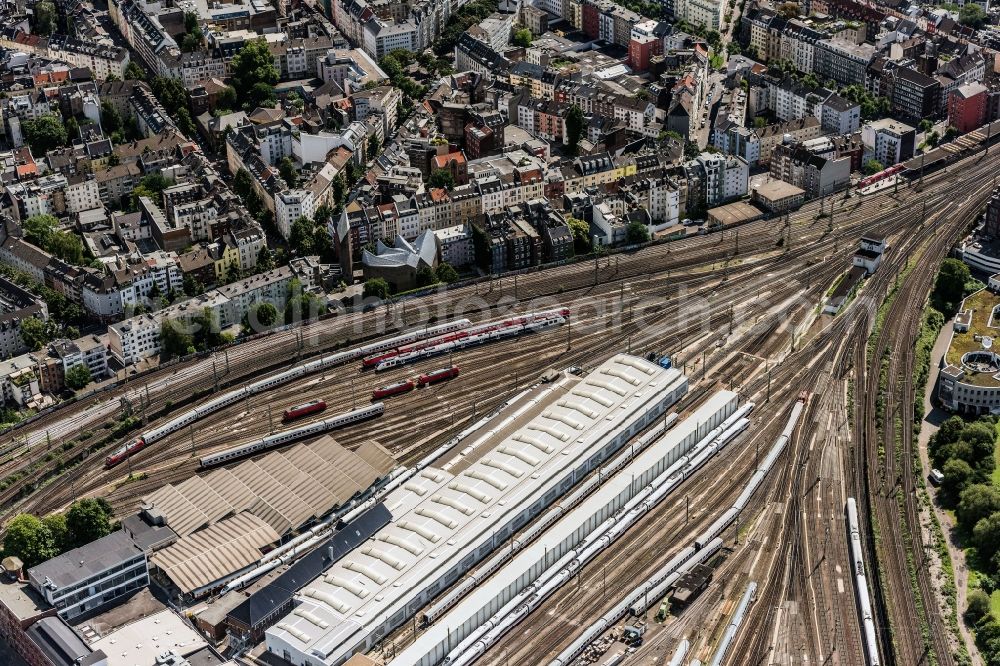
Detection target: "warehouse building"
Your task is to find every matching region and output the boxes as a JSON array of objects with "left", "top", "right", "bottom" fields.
[
  {"left": 264, "top": 355, "right": 688, "bottom": 666},
  {"left": 391, "top": 389, "right": 740, "bottom": 666},
  {"left": 142, "top": 437, "right": 395, "bottom": 599}
]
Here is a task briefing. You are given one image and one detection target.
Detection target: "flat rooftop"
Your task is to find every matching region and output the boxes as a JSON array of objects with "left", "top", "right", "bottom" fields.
[
  {"left": 29, "top": 531, "right": 141, "bottom": 591},
  {"left": 89, "top": 608, "right": 207, "bottom": 666},
  {"left": 0, "top": 579, "right": 49, "bottom": 623},
  {"left": 707, "top": 201, "right": 764, "bottom": 227},
  {"left": 945, "top": 289, "right": 1000, "bottom": 386}
]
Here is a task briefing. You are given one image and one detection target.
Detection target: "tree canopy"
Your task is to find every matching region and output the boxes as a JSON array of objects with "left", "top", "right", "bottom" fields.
[
  {"left": 65, "top": 498, "right": 114, "bottom": 548},
  {"left": 626, "top": 221, "right": 650, "bottom": 245},
  {"left": 231, "top": 40, "right": 280, "bottom": 109},
  {"left": 4, "top": 514, "right": 56, "bottom": 567},
  {"left": 562, "top": 215, "right": 588, "bottom": 247},
  {"left": 65, "top": 364, "right": 92, "bottom": 390},
  {"left": 959, "top": 3, "right": 986, "bottom": 27},
  {"left": 20, "top": 317, "right": 49, "bottom": 351},
  {"left": 245, "top": 302, "right": 279, "bottom": 331},
  {"left": 513, "top": 28, "right": 533, "bottom": 48},
  {"left": 363, "top": 278, "right": 390, "bottom": 300},
  {"left": 416, "top": 266, "right": 438, "bottom": 288},
  {"left": 23, "top": 113, "right": 67, "bottom": 156},
  {"left": 863, "top": 159, "right": 884, "bottom": 176},
  {"left": 429, "top": 169, "right": 456, "bottom": 189},
  {"left": 932, "top": 258, "right": 973, "bottom": 314},
  {"left": 436, "top": 262, "right": 459, "bottom": 283},
  {"left": 565, "top": 105, "right": 585, "bottom": 155}
]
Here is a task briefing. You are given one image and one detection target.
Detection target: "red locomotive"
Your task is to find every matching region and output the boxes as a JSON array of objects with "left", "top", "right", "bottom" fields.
[
  {"left": 372, "top": 379, "right": 415, "bottom": 399},
  {"left": 105, "top": 437, "right": 146, "bottom": 468},
  {"left": 282, "top": 400, "right": 327, "bottom": 422},
  {"left": 417, "top": 366, "right": 460, "bottom": 387}
]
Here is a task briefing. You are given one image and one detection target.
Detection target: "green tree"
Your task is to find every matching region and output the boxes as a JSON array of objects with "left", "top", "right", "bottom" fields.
[
  {"left": 181, "top": 32, "right": 201, "bottom": 52},
  {"left": 245, "top": 302, "right": 278, "bottom": 330},
  {"left": 567, "top": 215, "right": 590, "bottom": 254},
  {"left": 33, "top": 1, "right": 56, "bottom": 35},
  {"left": 279, "top": 157, "right": 299, "bottom": 188},
  {"left": 941, "top": 458, "right": 974, "bottom": 504},
  {"left": 46, "top": 232, "right": 84, "bottom": 265},
  {"left": 919, "top": 118, "right": 934, "bottom": 134},
  {"left": 565, "top": 104, "right": 585, "bottom": 155},
  {"left": 217, "top": 86, "right": 238, "bottom": 112},
  {"left": 753, "top": 116, "right": 767, "bottom": 128},
  {"left": 256, "top": 246, "right": 275, "bottom": 272},
  {"left": 289, "top": 216, "right": 314, "bottom": 256},
  {"left": 332, "top": 173, "right": 347, "bottom": 208},
  {"left": 22, "top": 113, "right": 68, "bottom": 156},
  {"left": 363, "top": 277, "right": 390, "bottom": 300},
  {"left": 368, "top": 133, "right": 381, "bottom": 159},
  {"left": 231, "top": 40, "right": 280, "bottom": 109},
  {"left": 626, "top": 221, "right": 650, "bottom": 244},
  {"left": 966, "top": 589, "right": 991, "bottom": 624},
  {"left": 233, "top": 168, "right": 255, "bottom": 200},
  {"left": 416, "top": 265, "right": 438, "bottom": 287},
  {"left": 65, "top": 498, "right": 113, "bottom": 548},
  {"left": 863, "top": 159, "right": 884, "bottom": 175},
  {"left": 4, "top": 514, "right": 56, "bottom": 567},
  {"left": 184, "top": 11, "right": 200, "bottom": 34},
  {"left": 957, "top": 484, "right": 1000, "bottom": 534},
  {"left": 124, "top": 61, "right": 145, "bottom": 81},
  {"left": 65, "top": 363, "right": 92, "bottom": 390},
  {"left": 960, "top": 3, "right": 986, "bottom": 27},
  {"left": 20, "top": 317, "right": 49, "bottom": 351},
  {"left": 933, "top": 258, "right": 973, "bottom": 314},
  {"left": 101, "top": 101, "right": 123, "bottom": 134},
  {"left": 973, "top": 511, "right": 1000, "bottom": 557},
  {"left": 245, "top": 80, "right": 277, "bottom": 108},
  {"left": 175, "top": 107, "right": 197, "bottom": 138},
  {"left": 41, "top": 513, "right": 70, "bottom": 554},
  {"left": 160, "top": 319, "right": 195, "bottom": 359},
  {"left": 23, "top": 214, "right": 59, "bottom": 247},
  {"left": 64, "top": 117, "right": 79, "bottom": 146},
  {"left": 429, "top": 169, "right": 456, "bottom": 189},
  {"left": 284, "top": 279, "right": 326, "bottom": 324},
  {"left": 150, "top": 77, "right": 188, "bottom": 115},
  {"left": 436, "top": 262, "right": 459, "bottom": 283},
  {"left": 513, "top": 28, "right": 533, "bottom": 47}
]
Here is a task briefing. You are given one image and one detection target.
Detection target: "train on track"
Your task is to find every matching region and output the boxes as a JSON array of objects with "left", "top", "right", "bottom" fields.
[
  {"left": 549, "top": 393, "right": 807, "bottom": 666},
  {"left": 102, "top": 319, "right": 470, "bottom": 468},
  {"left": 103, "top": 310, "right": 570, "bottom": 469},
  {"left": 372, "top": 380, "right": 415, "bottom": 400},
  {"left": 366, "top": 309, "right": 570, "bottom": 371},
  {"left": 847, "top": 497, "right": 882, "bottom": 666},
  {"left": 283, "top": 400, "right": 326, "bottom": 422},
  {"left": 418, "top": 366, "right": 460, "bottom": 387},
  {"left": 199, "top": 403, "right": 385, "bottom": 467}
]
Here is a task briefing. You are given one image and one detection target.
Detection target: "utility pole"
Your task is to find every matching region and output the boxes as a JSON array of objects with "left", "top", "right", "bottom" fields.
[
  {"left": 212, "top": 359, "right": 218, "bottom": 392},
  {"left": 268, "top": 404, "right": 274, "bottom": 434},
  {"left": 190, "top": 424, "right": 196, "bottom": 457}
]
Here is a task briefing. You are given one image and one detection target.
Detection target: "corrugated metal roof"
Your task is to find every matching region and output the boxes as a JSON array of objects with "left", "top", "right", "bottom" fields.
[
  {"left": 150, "top": 513, "right": 280, "bottom": 594},
  {"left": 145, "top": 437, "right": 394, "bottom": 539}
]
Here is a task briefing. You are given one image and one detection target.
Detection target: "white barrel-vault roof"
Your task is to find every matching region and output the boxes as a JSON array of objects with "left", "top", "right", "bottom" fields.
[{"left": 266, "top": 354, "right": 686, "bottom": 665}]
